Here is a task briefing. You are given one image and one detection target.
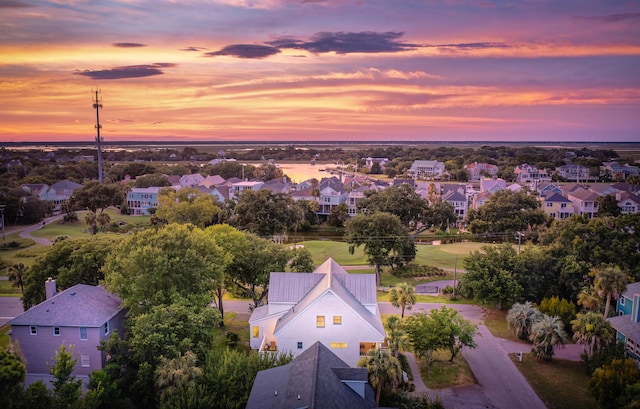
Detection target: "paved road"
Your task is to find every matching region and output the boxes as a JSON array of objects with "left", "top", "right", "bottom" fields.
[{"left": 0, "top": 297, "right": 23, "bottom": 327}]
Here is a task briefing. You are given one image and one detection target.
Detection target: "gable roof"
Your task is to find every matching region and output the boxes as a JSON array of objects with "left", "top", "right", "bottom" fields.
[
  {"left": 9, "top": 284, "right": 122, "bottom": 327},
  {"left": 246, "top": 341, "right": 375, "bottom": 409},
  {"left": 543, "top": 192, "right": 572, "bottom": 203},
  {"left": 273, "top": 259, "right": 383, "bottom": 336}
]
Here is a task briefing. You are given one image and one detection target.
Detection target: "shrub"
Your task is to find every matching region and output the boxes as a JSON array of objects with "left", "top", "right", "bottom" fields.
[{"left": 392, "top": 263, "right": 446, "bottom": 278}]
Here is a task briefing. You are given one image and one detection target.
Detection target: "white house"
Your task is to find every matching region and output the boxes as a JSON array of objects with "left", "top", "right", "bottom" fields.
[
  {"left": 249, "top": 259, "right": 385, "bottom": 367},
  {"left": 407, "top": 160, "right": 446, "bottom": 180},
  {"left": 464, "top": 162, "right": 498, "bottom": 181},
  {"left": 514, "top": 164, "right": 551, "bottom": 184}
]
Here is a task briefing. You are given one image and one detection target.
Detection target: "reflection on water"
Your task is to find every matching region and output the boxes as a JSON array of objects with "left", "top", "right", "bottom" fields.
[{"left": 250, "top": 162, "right": 339, "bottom": 184}]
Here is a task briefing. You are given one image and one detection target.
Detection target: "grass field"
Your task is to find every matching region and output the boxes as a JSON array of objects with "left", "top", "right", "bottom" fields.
[
  {"left": 421, "top": 349, "right": 476, "bottom": 389},
  {"left": 299, "top": 240, "right": 487, "bottom": 269},
  {"left": 511, "top": 353, "right": 597, "bottom": 409}
]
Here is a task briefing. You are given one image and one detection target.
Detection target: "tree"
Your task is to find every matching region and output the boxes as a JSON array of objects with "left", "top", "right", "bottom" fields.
[
  {"left": 103, "top": 223, "right": 228, "bottom": 314},
  {"left": 345, "top": 212, "right": 416, "bottom": 286},
  {"left": 423, "top": 200, "right": 457, "bottom": 232},
  {"left": 538, "top": 296, "right": 576, "bottom": 335},
  {"left": 590, "top": 358, "right": 640, "bottom": 409},
  {"left": 507, "top": 301, "right": 542, "bottom": 341},
  {"left": 288, "top": 247, "right": 314, "bottom": 272},
  {"left": 327, "top": 203, "right": 349, "bottom": 227},
  {"left": 571, "top": 311, "right": 615, "bottom": 356},
  {"left": 225, "top": 232, "right": 290, "bottom": 309},
  {"left": 232, "top": 189, "right": 300, "bottom": 238},
  {"left": 459, "top": 244, "right": 523, "bottom": 309},
  {"left": 49, "top": 344, "right": 83, "bottom": 409},
  {"left": 357, "top": 346, "right": 402, "bottom": 407},
  {"left": 96, "top": 212, "right": 111, "bottom": 233},
  {"left": 529, "top": 314, "right": 567, "bottom": 361},
  {"left": 156, "top": 187, "right": 223, "bottom": 228},
  {"left": 597, "top": 194, "right": 622, "bottom": 217},
  {"left": 592, "top": 265, "right": 628, "bottom": 318},
  {"left": 155, "top": 351, "right": 202, "bottom": 403},
  {"left": 7, "top": 263, "right": 27, "bottom": 295},
  {"left": 0, "top": 348, "right": 26, "bottom": 409},
  {"left": 430, "top": 306, "right": 478, "bottom": 362},
  {"left": 70, "top": 181, "right": 125, "bottom": 214},
  {"left": 577, "top": 287, "right": 604, "bottom": 313},
  {"left": 384, "top": 315, "right": 408, "bottom": 359},
  {"left": 404, "top": 312, "right": 445, "bottom": 372},
  {"left": 253, "top": 163, "right": 283, "bottom": 181},
  {"left": 22, "top": 236, "right": 119, "bottom": 309},
  {"left": 134, "top": 174, "right": 171, "bottom": 188},
  {"left": 357, "top": 183, "right": 429, "bottom": 230},
  {"left": 467, "top": 189, "right": 546, "bottom": 234},
  {"left": 388, "top": 282, "right": 417, "bottom": 318},
  {"left": 128, "top": 301, "right": 221, "bottom": 366}
]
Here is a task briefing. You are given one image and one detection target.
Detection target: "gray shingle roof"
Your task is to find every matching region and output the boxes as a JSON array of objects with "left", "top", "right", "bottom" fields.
[
  {"left": 9, "top": 284, "right": 123, "bottom": 327},
  {"left": 609, "top": 314, "right": 640, "bottom": 344},
  {"left": 246, "top": 341, "right": 376, "bottom": 409}
]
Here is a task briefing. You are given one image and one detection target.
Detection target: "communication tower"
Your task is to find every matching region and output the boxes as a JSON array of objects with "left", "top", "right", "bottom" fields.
[{"left": 93, "top": 89, "right": 104, "bottom": 183}]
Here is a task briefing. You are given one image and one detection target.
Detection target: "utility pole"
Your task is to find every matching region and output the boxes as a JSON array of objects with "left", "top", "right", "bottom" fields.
[
  {"left": 0, "top": 205, "right": 5, "bottom": 240},
  {"left": 452, "top": 255, "right": 456, "bottom": 299},
  {"left": 93, "top": 89, "right": 104, "bottom": 183}
]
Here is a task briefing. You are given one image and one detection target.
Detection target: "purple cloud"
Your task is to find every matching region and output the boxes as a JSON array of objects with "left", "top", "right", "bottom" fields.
[
  {"left": 180, "top": 46, "right": 208, "bottom": 52},
  {"left": 273, "top": 31, "right": 419, "bottom": 54},
  {"left": 426, "top": 42, "right": 509, "bottom": 50},
  {"left": 0, "top": 1, "right": 32, "bottom": 8},
  {"left": 113, "top": 42, "right": 146, "bottom": 48},
  {"left": 572, "top": 12, "right": 640, "bottom": 23},
  {"left": 205, "top": 44, "right": 281, "bottom": 59},
  {"left": 75, "top": 63, "right": 177, "bottom": 80}
]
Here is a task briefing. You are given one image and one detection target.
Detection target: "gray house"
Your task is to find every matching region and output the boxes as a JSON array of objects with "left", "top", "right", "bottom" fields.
[
  {"left": 246, "top": 341, "right": 376, "bottom": 409},
  {"left": 8, "top": 280, "right": 125, "bottom": 384}
]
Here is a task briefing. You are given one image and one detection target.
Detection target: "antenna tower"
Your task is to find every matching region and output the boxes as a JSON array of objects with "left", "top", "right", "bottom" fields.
[{"left": 92, "top": 89, "right": 104, "bottom": 183}]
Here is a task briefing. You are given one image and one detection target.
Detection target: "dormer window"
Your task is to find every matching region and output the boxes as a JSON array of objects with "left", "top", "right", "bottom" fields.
[
  {"left": 30, "top": 326, "right": 37, "bottom": 335},
  {"left": 53, "top": 327, "right": 60, "bottom": 336}
]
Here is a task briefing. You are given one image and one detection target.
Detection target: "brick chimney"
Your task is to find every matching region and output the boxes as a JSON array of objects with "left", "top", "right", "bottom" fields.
[{"left": 45, "top": 277, "right": 57, "bottom": 300}]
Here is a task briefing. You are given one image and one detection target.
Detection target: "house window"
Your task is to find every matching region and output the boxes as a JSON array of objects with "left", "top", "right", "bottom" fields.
[
  {"left": 81, "top": 354, "right": 90, "bottom": 367},
  {"left": 297, "top": 342, "right": 303, "bottom": 350},
  {"left": 316, "top": 316, "right": 325, "bottom": 328},
  {"left": 80, "top": 327, "right": 88, "bottom": 340},
  {"left": 53, "top": 327, "right": 60, "bottom": 336},
  {"left": 103, "top": 321, "right": 109, "bottom": 336},
  {"left": 253, "top": 326, "right": 259, "bottom": 338},
  {"left": 333, "top": 316, "right": 342, "bottom": 325},
  {"left": 30, "top": 326, "right": 37, "bottom": 335},
  {"left": 621, "top": 298, "right": 626, "bottom": 306},
  {"left": 331, "top": 342, "right": 347, "bottom": 349}
]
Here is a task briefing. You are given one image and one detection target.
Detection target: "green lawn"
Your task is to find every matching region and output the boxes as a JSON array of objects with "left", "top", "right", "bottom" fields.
[
  {"left": 0, "top": 280, "right": 21, "bottom": 297},
  {"left": 421, "top": 349, "right": 475, "bottom": 389},
  {"left": 299, "top": 240, "right": 487, "bottom": 269},
  {"left": 483, "top": 308, "right": 522, "bottom": 342},
  {"left": 511, "top": 353, "right": 597, "bottom": 409}
]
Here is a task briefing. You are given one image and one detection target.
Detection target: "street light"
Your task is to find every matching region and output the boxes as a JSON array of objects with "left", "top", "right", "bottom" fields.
[{"left": 0, "top": 205, "right": 5, "bottom": 240}]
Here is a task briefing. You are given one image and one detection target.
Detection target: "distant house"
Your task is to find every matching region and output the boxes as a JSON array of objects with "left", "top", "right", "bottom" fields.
[
  {"left": 127, "top": 186, "right": 163, "bottom": 215},
  {"left": 249, "top": 259, "right": 385, "bottom": 367},
  {"left": 200, "top": 175, "right": 225, "bottom": 188},
  {"left": 442, "top": 188, "right": 468, "bottom": 222},
  {"left": 567, "top": 187, "right": 600, "bottom": 219},
  {"left": 608, "top": 282, "right": 640, "bottom": 362},
  {"left": 246, "top": 341, "right": 376, "bottom": 409},
  {"left": 42, "top": 179, "right": 82, "bottom": 212},
  {"left": 364, "top": 157, "right": 389, "bottom": 172},
  {"left": 464, "top": 162, "right": 498, "bottom": 181},
  {"left": 407, "top": 160, "right": 446, "bottom": 180},
  {"left": 479, "top": 178, "right": 506, "bottom": 194},
  {"left": 8, "top": 280, "right": 125, "bottom": 385},
  {"left": 229, "top": 180, "right": 264, "bottom": 200},
  {"left": 179, "top": 173, "right": 205, "bottom": 187},
  {"left": 21, "top": 183, "right": 49, "bottom": 201},
  {"left": 514, "top": 164, "right": 551, "bottom": 184},
  {"left": 556, "top": 163, "right": 593, "bottom": 182},
  {"left": 602, "top": 162, "right": 640, "bottom": 181},
  {"left": 540, "top": 192, "right": 574, "bottom": 220},
  {"left": 615, "top": 191, "right": 640, "bottom": 214}
]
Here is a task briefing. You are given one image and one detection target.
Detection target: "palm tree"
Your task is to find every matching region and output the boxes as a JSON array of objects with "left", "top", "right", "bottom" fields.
[
  {"left": 571, "top": 311, "right": 615, "bottom": 356},
  {"left": 592, "top": 265, "right": 628, "bottom": 318},
  {"left": 385, "top": 315, "right": 408, "bottom": 359},
  {"left": 388, "top": 283, "right": 417, "bottom": 318},
  {"left": 96, "top": 212, "right": 111, "bottom": 233},
  {"left": 529, "top": 314, "right": 567, "bottom": 361},
  {"left": 154, "top": 351, "right": 202, "bottom": 402},
  {"left": 357, "top": 346, "right": 402, "bottom": 407},
  {"left": 8, "top": 263, "right": 28, "bottom": 295},
  {"left": 84, "top": 211, "right": 98, "bottom": 235},
  {"left": 577, "top": 287, "right": 603, "bottom": 313},
  {"left": 507, "top": 301, "right": 542, "bottom": 341}
]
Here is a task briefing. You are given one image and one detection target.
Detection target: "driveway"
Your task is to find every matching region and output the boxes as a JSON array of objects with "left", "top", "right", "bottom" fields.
[{"left": 0, "top": 296, "right": 23, "bottom": 327}]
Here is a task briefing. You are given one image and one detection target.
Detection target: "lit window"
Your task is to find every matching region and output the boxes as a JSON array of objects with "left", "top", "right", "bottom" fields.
[
  {"left": 316, "top": 316, "right": 325, "bottom": 328},
  {"left": 333, "top": 316, "right": 342, "bottom": 325},
  {"left": 30, "top": 326, "right": 37, "bottom": 335},
  {"left": 297, "top": 342, "right": 303, "bottom": 350},
  {"left": 81, "top": 354, "right": 90, "bottom": 367},
  {"left": 331, "top": 342, "right": 347, "bottom": 349},
  {"left": 253, "top": 326, "right": 259, "bottom": 338},
  {"left": 103, "top": 321, "right": 109, "bottom": 336},
  {"left": 80, "top": 327, "right": 88, "bottom": 340},
  {"left": 53, "top": 327, "right": 60, "bottom": 336}
]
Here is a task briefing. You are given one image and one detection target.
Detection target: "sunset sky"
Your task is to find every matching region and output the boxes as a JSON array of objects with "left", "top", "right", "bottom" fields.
[{"left": 1, "top": 0, "right": 639, "bottom": 143}]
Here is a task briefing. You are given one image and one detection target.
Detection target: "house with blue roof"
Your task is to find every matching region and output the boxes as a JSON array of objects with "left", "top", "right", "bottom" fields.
[
  {"left": 608, "top": 281, "right": 640, "bottom": 361},
  {"left": 249, "top": 259, "right": 385, "bottom": 367},
  {"left": 8, "top": 279, "right": 125, "bottom": 384}
]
